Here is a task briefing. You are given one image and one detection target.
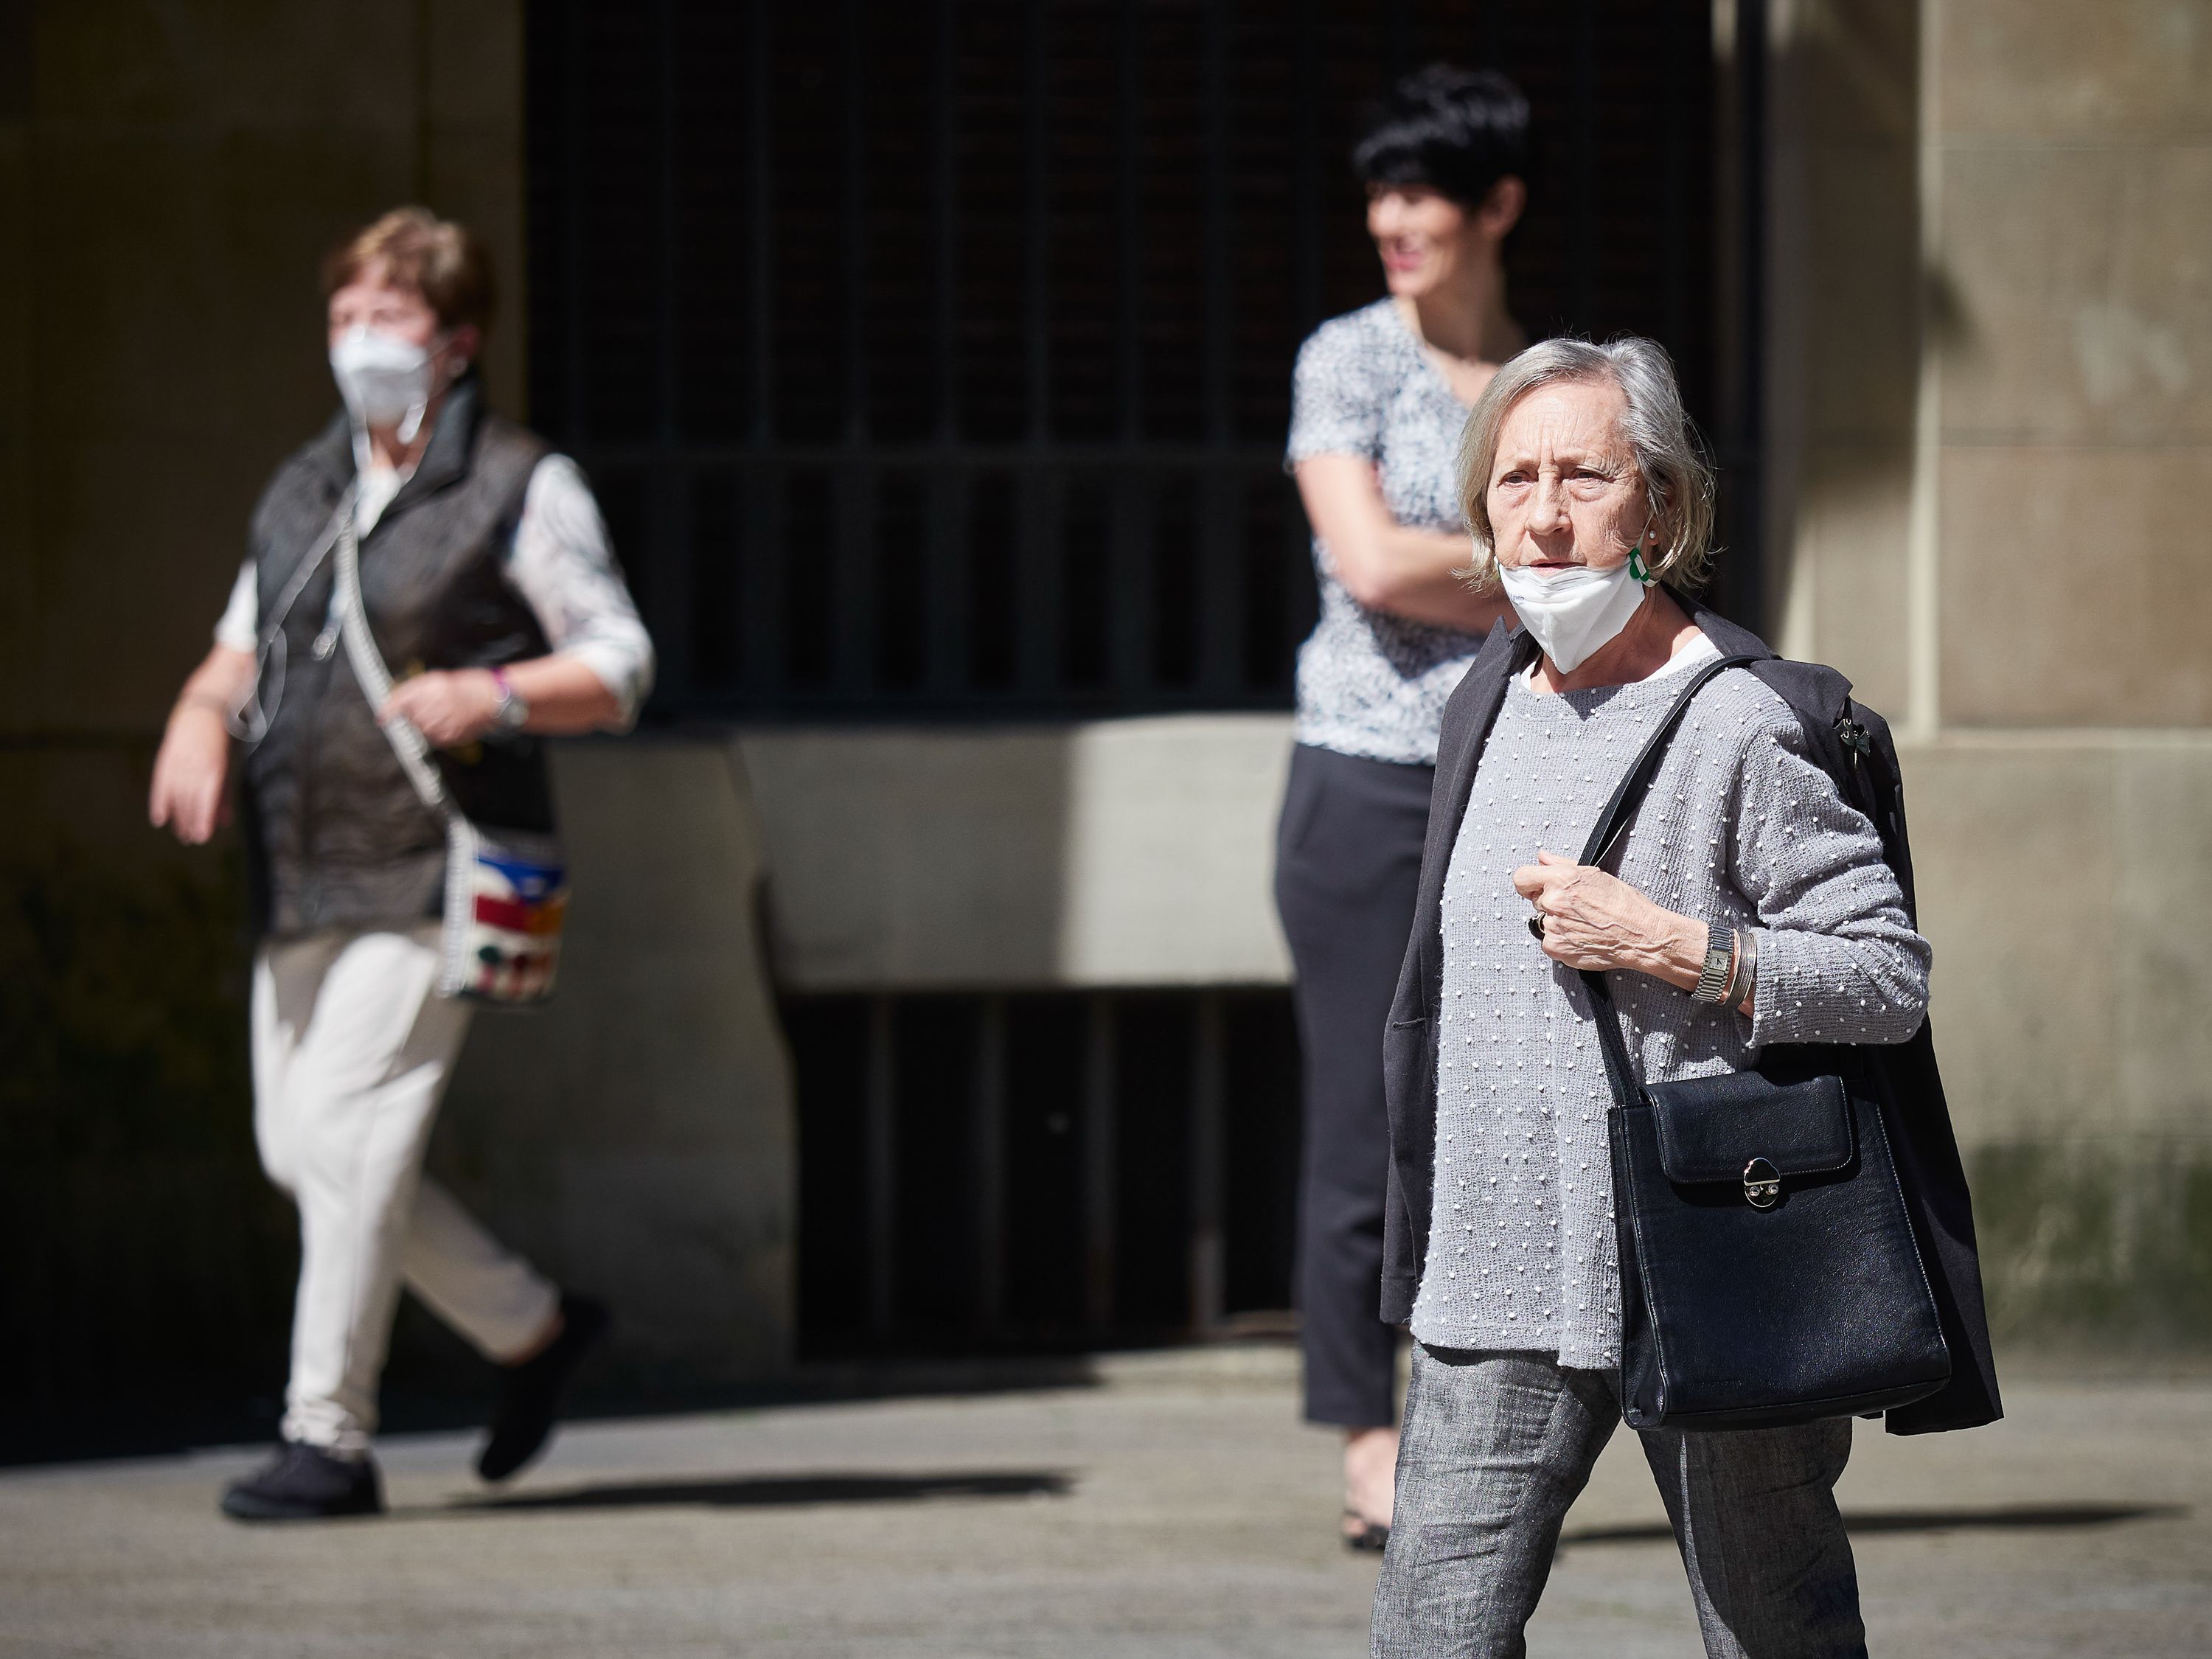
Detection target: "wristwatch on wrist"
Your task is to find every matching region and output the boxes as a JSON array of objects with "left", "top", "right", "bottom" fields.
[
  {"left": 490, "top": 668, "right": 531, "bottom": 734},
  {"left": 1691, "top": 922, "right": 1736, "bottom": 1004}
]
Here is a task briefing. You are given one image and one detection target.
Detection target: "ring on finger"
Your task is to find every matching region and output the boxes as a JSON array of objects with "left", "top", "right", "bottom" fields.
[{"left": 1527, "top": 914, "right": 1546, "bottom": 940}]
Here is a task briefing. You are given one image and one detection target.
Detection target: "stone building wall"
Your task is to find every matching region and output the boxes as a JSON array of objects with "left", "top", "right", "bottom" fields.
[{"left": 1770, "top": 0, "right": 2212, "bottom": 1342}]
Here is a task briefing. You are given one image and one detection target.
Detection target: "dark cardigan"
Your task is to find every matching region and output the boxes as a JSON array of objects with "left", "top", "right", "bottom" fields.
[{"left": 1378, "top": 594, "right": 2002, "bottom": 1436}]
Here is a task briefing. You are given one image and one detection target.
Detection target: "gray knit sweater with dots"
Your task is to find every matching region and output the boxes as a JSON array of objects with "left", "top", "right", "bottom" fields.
[{"left": 1410, "top": 656, "right": 1931, "bottom": 1371}]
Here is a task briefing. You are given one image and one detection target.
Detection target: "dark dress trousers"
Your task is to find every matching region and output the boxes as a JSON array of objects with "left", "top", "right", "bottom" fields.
[{"left": 1276, "top": 742, "right": 1434, "bottom": 1428}]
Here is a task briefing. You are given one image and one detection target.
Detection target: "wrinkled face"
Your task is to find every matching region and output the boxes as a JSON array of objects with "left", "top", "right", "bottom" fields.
[
  {"left": 1486, "top": 378, "right": 1652, "bottom": 571},
  {"left": 1366, "top": 183, "right": 1481, "bottom": 300},
  {"left": 326, "top": 259, "right": 476, "bottom": 378}
]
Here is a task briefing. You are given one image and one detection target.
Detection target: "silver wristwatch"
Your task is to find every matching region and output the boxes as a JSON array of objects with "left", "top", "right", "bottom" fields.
[
  {"left": 490, "top": 668, "right": 531, "bottom": 734},
  {"left": 1690, "top": 922, "right": 1736, "bottom": 1004}
]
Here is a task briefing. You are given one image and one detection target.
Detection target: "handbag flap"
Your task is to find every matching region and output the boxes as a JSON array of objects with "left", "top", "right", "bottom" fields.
[{"left": 1644, "top": 1071, "right": 1854, "bottom": 1185}]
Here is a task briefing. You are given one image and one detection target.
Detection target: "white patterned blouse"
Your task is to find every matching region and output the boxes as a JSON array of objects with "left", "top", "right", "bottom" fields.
[{"left": 1284, "top": 299, "right": 1486, "bottom": 766}]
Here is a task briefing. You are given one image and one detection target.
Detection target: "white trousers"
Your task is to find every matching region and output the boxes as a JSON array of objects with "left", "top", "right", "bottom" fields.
[{"left": 252, "top": 924, "right": 559, "bottom": 1455}]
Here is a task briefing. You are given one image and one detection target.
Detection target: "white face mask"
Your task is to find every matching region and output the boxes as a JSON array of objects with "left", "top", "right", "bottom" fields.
[
  {"left": 1498, "top": 556, "right": 1652, "bottom": 674},
  {"left": 329, "top": 325, "right": 442, "bottom": 443}
]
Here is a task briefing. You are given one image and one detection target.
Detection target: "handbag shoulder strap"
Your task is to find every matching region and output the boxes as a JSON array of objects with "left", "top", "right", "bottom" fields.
[
  {"left": 333, "top": 504, "right": 456, "bottom": 824},
  {"left": 257, "top": 495, "right": 352, "bottom": 656},
  {"left": 230, "top": 491, "right": 356, "bottom": 746},
  {"left": 1576, "top": 653, "right": 1764, "bottom": 868},
  {"left": 1571, "top": 652, "right": 1762, "bottom": 1106}
]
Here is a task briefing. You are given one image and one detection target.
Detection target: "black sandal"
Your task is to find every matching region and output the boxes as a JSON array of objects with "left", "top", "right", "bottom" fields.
[{"left": 1342, "top": 1508, "right": 1391, "bottom": 1553}]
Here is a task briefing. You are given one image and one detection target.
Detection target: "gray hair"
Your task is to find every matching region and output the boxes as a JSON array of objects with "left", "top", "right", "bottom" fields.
[{"left": 1454, "top": 335, "right": 1717, "bottom": 591}]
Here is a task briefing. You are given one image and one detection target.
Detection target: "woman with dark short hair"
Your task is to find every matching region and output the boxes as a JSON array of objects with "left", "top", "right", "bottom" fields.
[
  {"left": 1275, "top": 65, "right": 1528, "bottom": 1548},
  {"left": 150, "top": 208, "right": 653, "bottom": 1520}
]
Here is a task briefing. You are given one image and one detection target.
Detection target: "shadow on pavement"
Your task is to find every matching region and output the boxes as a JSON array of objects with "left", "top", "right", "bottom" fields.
[
  {"left": 443, "top": 1469, "right": 1074, "bottom": 1514},
  {"left": 1561, "top": 1502, "right": 2188, "bottom": 1548},
  {"left": 0, "top": 1356, "right": 1106, "bottom": 1470}
]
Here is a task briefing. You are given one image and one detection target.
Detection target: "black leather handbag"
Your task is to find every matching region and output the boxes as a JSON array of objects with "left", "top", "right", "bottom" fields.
[{"left": 1580, "top": 657, "right": 1951, "bottom": 1432}]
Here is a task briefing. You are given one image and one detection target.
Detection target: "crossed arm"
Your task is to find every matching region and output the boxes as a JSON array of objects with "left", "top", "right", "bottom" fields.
[{"left": 1293, "top": 453, "right": 1514, "bottom": 635}]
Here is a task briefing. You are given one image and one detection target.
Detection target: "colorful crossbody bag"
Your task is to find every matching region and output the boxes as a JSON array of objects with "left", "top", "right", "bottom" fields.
[{"left": 333, "top": 504, "right": 568, "bottom": 1005}]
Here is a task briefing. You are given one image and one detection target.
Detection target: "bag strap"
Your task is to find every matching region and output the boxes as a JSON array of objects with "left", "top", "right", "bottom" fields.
[
  {"left": 231, "top": 491, "right": 355, "bottom": 745},
  {"left": 332, "top": 501, "right": 457, "bottom": 827},
  {"left": 257, "top": 498, "right": 351, "bottom": 658},
  {"left": 1575, "top": 653, "right": 1764, "bottom": 870},
  {"left": 1568, "top": 653, "right": 1762, "bottom": 1108}
]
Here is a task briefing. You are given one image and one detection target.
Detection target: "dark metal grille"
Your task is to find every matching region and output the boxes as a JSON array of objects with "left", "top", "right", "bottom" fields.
[
  {"left": 525, "top": 0, "right": 1720, "bottom": 718},
  {"left": 784, "top": 990, "right": 1302, "bottom": 1353}
]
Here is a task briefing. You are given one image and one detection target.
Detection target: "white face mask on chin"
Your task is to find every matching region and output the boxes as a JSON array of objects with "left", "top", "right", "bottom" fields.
[
  {"left": 329, "top": 325, "right": 443, "bottom": 444},
  {"left": 1498, "top": 556, "right": 1652, "bottom": 674}
]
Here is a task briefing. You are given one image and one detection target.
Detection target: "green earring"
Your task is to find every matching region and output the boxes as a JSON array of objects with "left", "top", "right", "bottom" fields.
[{"left": 1627, "top": 546, "right": 1653, "bottom": 585}]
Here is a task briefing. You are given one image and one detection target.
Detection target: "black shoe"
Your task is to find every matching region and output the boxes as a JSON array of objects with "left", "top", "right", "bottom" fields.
[
  {"left": 476, "top": 1293, "right": 611, "bottom": 1483},
  {"left": 1342, "top": 1509, "right": 1391, "bottom": 1553},
  {"left": 220, "top": 1441, "right": 385, "bottom": 1522}
]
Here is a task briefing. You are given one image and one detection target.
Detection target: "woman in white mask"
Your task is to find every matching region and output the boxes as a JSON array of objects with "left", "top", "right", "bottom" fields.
[
  {"left": 1369, "top": 337, "right": 1943, "bottom": 1656},
  {"left": 1479, "top": 381, "right": 1707, "bottom": 688},
  {"left": 148, "top": 208, "right": 656, "bottom": 1521}
]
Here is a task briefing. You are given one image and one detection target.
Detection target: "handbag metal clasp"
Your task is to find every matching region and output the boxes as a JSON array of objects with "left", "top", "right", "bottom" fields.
[{"left": 1743, "top": 1158, "right": 1782, "bottom": 1209}]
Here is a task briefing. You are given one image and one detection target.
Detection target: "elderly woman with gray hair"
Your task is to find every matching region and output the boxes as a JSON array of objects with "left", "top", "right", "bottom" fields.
[{"left": 1369, "top": 337, "right": 1932, "bottom": 1658}]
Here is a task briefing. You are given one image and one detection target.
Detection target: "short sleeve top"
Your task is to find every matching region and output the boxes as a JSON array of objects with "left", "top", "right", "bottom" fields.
[{"left": 1285, "top": 299, "right": 1486, "bottom": 765}]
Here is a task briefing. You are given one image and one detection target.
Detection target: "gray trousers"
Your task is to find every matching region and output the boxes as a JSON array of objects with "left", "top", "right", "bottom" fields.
[{"left": 1372, "top": 1346, "right": 1866, "bottom": 1659}]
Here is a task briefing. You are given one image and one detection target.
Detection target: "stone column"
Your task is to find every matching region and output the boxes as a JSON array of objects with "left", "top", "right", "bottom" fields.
[{"left": 1762, "top": 0, "right": 2212, "bottom": 1346}]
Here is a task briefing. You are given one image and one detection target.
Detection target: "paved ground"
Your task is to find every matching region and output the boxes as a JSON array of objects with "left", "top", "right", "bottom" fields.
[{"left": 1, "top": 1346, "right": 2207, "bottom": 1658}]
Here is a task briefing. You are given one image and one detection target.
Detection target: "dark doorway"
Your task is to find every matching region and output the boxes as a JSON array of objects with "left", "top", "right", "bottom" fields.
[
  {"left": 525, "top": 0, "right": 1724, "bottom": 720},
  {"left": 783, "top": 990, "right": 1301, "bottom": 1357}
]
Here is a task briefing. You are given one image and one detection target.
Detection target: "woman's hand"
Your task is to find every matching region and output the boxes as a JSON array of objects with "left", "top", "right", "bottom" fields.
[
  {"left": 380, "top": 669, "right": 502, "bottom": 747},
  {"left": 380, "top": 657, "right": 626, "bottom": 742},
  {"left": 1511, "top": 848, "right": 1708, "bottom": 988},
  {"left": 150, "top": 644, "right": 255, "bottom": 846},
  {"left": 149, "top": 705, "right": 234, "bottom": 845}
]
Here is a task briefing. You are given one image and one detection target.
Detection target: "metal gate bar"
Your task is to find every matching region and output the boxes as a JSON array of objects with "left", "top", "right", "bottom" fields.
[{"left": 788, "top": 989, "right": 1294, "bottom": 1352}]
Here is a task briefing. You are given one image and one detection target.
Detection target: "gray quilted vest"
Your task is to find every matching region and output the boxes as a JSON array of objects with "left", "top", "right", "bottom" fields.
[{"left": 240, "top": 378, "right": 554, "bottom": 938}]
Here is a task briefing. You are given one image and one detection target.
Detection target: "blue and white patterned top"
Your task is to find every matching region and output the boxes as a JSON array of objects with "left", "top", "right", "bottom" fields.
[{"left": 1285, "top": 299, "right": 1486, "bottom": 765}]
